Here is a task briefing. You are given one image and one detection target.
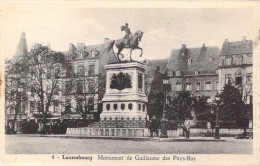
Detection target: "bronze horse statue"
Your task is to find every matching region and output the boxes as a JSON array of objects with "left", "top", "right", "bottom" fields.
[{"left": 107, "top": 30, "right": 144, "bottom": 61}]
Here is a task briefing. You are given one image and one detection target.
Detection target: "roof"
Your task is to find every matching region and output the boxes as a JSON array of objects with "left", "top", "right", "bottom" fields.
[
  {"left": 66, "top": 42, "right": 117, "bottom": 62},
  {"left": 167, "top": 45, "right": 220, "bottom": 75},
  {"left": 14, "top": 32, "right": 28, "bottom": 57},
  {"left": 221, "top": 39, "right": 252, "bottom": 56},
  {"left": 143, "top": 59, "right": 168, "bottom": 77}
]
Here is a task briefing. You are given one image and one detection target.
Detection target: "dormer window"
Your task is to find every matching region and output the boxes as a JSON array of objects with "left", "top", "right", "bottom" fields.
[
  {"left": 80, "top": 52, "right": 83, "bottom": 59},
  {"left": 195, "top": 70, "right": 199, "bottom": 75},
  {"left": 168, "top": 70, "right": 173, "bottom": 76},
  {"left": 188, "top": 59, "right": 192, "bottom": 65},
  {"left": 225, "top": 57, "right": 232, "bottom": 65},
  {"left": 91, "top": 51, "right": 95, "bottom": 58},
  {"left": 176, "top": 70, "right": 181, "bottom": 76}
]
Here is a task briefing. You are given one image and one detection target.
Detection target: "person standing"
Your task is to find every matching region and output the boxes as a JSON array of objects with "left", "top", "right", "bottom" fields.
[{"left": 184, "top": 117, "right": 192, "bottom": 139}]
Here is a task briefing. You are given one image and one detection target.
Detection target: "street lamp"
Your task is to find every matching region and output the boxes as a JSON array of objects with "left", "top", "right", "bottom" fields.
[
  {"left": 160, "top": 75, "right": 169, "bottom": 138},
  {"left": 214, "top": 93, "right": 220, "bottom": 139},
  {"left": 17, "top": 87, "right": 23, "bottom": 134}
]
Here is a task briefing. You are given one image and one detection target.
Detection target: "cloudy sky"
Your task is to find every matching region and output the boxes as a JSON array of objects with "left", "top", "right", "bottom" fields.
[{"left": 2, "top": 5, "right": 254, "bottom": 60}]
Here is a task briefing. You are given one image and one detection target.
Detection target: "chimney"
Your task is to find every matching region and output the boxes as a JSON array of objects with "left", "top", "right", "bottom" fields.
[
  {"left": 181, "top": 44, "right": 186, "bottom": 50},
  {"left": 224, "top": 39, "right": 229, "bottom": 43},
  {"left": 77, "top": 43, "right": 85, "bottom": 50},
  {"left": 202, "top": 43, "right": 206, "bottom": 51},
  {"left": 181, "top": 44, "right": 186, "bottom": 56},
  {"left": 242, "top": 36, "right": 247, "bottom": 42}
]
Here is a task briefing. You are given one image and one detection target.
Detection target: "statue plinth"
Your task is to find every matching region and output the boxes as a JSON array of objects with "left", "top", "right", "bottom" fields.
[{"left": 100, "top": 61, "right": 148, "bottom": 120}]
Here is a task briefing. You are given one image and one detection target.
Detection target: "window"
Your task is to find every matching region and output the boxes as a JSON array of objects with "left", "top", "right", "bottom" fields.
[
  {"left": 30, "top": 102, "right": 35, "bottom": 113},
  {"left": 88, "top": 98, "right": 94, "bottom": 111},
  {"left": 65, "top": 81, "right": 72, "bottom": 94},
  {"left": 225, "top": 57, "right": 232, "bottom": 65},
  {"left": 77, "top": 66, "right": 84, "bottom": 77},
  {"left": 235, "top": 74, "right": 242, "bottom": 85},
  {"left": 186, "top": 82, "right": 191, "bottom": 91},
  {"left": 196, "top": 82, "right": 201, "bottom": 91},
  {"left": 215, "top": 81, "right": 219, "bottom": 91},
  {"left": 106, "top": 104, "right": 110, "bottom": 111},
  {"left": 54, "top": 85, "right": 59, "bottom": 95},
  {"left": 188, "top": 59, "right": 192, "bottom": 65},
  {"left": 205, "top": 81, "right": 212, "bottom": 91},
  {"left": 195, "top": 70, "right": 199, "bottom": 76},
  {"left": 88, "top": 65, "right": 95, "bottom": 76},
  {"left": 113, "top": 104, "right": 118, "bottom": 110},
  {"left": 176, "top": 70, "right": 181, "bottom": 76},
  {"left": 80, "top": 52, "right": 83, "bottom": 59},
  {"left": 55, "top": 67, "right": 60, "bottom": 78},
  {"left": 91, "top": 51, "right": 95, "bottom": 57},
  {"left": 168, "top": 70, "right": 173, "bottom": 76},
  {"left": 176, "top": 83, "right": 182, "bottom": 91},
  {"left": 237, "top": 56, "right": 243, "bottom": 65},
  {"left": 121, "top": 103, "right": 125, "bottom": 110},
  {"left": 77, "top": 81, "right": 83, "bottom": 93},
  {"left": 66, "top": 64, "right": 74, "bottom": 78},
  {"left": 225, "top": 74, "right": 232, "bottom": 84},
  {"left": 53, "top": 100, "right": 59, "bottom": 112},
  {"left": 89, "top": 81, "right": 95, "bottom": 92},
  {"left": 246, "top": 73, "right": 252, "bottom": 83},
  {"left": 128, "top": 103, "right": 133, "bottom": 110},
  {"left": 142, "top": 104, "right": 145, "bottom": 112},
  {"left": 47, "top": 69, "right": 51, "bottom": 79}
]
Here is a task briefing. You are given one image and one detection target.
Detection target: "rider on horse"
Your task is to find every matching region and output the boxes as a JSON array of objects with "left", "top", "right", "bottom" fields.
[{"left": 121, "top": 23, "right": 132, "bottom": 47}]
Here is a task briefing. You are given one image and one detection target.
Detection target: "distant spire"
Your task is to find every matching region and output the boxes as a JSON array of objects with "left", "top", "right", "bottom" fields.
[{"left": 14, "top": 32, "right": 28, "bottom": 57}]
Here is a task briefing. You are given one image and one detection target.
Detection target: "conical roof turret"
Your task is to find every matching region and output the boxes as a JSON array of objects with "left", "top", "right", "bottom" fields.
[{"left": 14, "top": 32, "right": 28, "bottom": 57}]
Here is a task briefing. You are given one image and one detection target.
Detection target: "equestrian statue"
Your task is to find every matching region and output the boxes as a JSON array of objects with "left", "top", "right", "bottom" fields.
[{"left": 106, "top": 23, "right": 144, "bottom": 62}]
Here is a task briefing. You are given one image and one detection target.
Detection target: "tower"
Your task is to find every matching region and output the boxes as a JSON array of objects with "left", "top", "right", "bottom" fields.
[{"left": 14, "top": 32, "right": 28, "bottom": 60}]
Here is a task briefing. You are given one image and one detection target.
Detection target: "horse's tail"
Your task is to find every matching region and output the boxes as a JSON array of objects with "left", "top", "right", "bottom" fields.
[{"left": 105, "top": 40, "right": 115, "bottom": 53}]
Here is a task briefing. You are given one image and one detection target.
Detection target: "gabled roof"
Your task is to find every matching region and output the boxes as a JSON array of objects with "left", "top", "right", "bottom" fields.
[
  {"left": 167, "top": 44, "right": 220, "bottom": 75},
  {"left": 221, "top": 39, "right": 252, "bottom": 56}
]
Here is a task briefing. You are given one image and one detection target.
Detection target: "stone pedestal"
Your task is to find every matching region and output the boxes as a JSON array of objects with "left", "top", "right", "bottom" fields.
[{"left": 100, "top": 61, "right": 148, "bottom": 120}]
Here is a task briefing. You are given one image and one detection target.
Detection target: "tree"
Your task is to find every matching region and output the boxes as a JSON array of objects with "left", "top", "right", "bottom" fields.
[
  {"left": 27, "top": 43, "right": 66, "bottom": 132},
  {"left": 5, "top": 57, "right": 30, "bottom": 132},
  {"left": 219, "top": 84, "right": 250, "bottom": 134},
  {"left": 167, "top": 90, "right": 192, "bottom": 121},
  {"left": 147, "top": 70, "right": 164, "bottom": 119},
  {"left": 192, "top": 96, "right": 211, "bottom": 120},
  {"left": 63, "top": 63, "right": 106, "bottom": 122}
]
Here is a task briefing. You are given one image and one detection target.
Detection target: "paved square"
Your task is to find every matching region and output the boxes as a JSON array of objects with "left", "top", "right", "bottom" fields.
[{"left": 5, "top": 135, "right": 252, "bottom": 154}]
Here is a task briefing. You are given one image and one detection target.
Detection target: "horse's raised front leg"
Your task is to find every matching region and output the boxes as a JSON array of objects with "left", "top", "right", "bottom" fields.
[{"left": 136, "top": 47, "right": 143, "bottom": 57}]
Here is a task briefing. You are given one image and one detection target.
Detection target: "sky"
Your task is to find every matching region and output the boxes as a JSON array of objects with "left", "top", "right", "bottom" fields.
[{"left": 2, "top": 6, "right": 254, "bottom": 61}]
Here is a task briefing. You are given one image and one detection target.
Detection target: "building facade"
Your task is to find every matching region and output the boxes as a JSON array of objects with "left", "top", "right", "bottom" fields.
[
  {"left": 218, "top": 37, "right": 253, "bottom": 104},
  {"left": 166, "top": 43, "right": 220, "bottom": 103},
  {"left": 5, "top": 33, "right": 118, "bottom": 129}
]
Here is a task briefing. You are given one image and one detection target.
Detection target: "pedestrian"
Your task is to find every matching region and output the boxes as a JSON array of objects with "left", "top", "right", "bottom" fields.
[
  {"left": 149, "top": 116, "right": 159, "bottom": 137},
  {"left": 184, "top": 117, "right": 192, "bottom": 139}
]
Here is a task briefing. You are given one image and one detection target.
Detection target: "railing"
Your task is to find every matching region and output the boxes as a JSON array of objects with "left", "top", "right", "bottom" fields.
[{"left": 89, "top": 118, "right": 147, "bottom": 128}]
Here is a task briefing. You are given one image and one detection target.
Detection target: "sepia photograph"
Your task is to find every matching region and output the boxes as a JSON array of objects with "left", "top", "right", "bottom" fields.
[{"left": 0, "top": 1, "right": 259, "bottom": 166}]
